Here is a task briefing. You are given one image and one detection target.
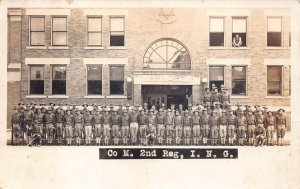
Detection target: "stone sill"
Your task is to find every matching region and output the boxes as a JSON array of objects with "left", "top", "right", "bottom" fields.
[
  {"left": 48, "top": 46, "right": 70, "bottom": 50},
  {"left": 265, "top": 47, "right": 287, "bottom": 50},
  {"left": 48, "top": 95, "right": 69, "bottom": 99},
  {"left": 26, "top": 95, "right": 47, "bottom": 99},
  {"left": 265, "top": 96, "right": 287, "bottom": 99},
  {"left": 106, "top": 95, "right": 127, "bottom": 99},
  {"left": 84, "top": 95, "right": 105, "bottom": 99},
  {"left": 8, "top": 63, "right": 21, "bottom": 69},
  {"left": 231, "top": 96, "right": 249, "bottom": 99},
  {"left": 207, "top": 47, "right": 227, "bottom": 50},
  {"left": 230, "top": 47, "right": 250, "bottom": 50},
  {"left": 106, "top": 46, "right": 127, "bottom": 50},
  {"left": 84, "top": 46, "right": 105, "bottom": 50},
  {"left": 26, "top": 46, "right": 47, "bottom": 50}
]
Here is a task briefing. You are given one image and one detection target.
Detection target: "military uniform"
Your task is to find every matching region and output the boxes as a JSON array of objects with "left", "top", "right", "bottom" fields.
[
  {"left": 111, "top": 112, "right": 121, "bottom": 145},
  {"left": 156, "top": 110, "right": 165, "bottom": 145},
  {"left": 129, "top": 110, "right": 139, "bottom": 145},
  {"left": 74, "top": 111, "right": 84, "bottom": 145},
  {"left": 102, "top": 111, "right": 112, "bottom": 145},
  {"left": 265, "top": 112, "right": 275, "bottom": 145},
  {"left": 255, "top": 124, "right": 266, "bottom": 147},
  {"left": 120, "top": 112, "right": 130, "bottom": 145},
  {"left": 138, "top": 111, "right": 149, "bottom": 145},
  {"left": 164, "top": 112, "right": 174, "bottom": 145},
  {"left": 236, "top": 114, "right": 247, "bottom": 146},
  {"left": 219, "top": 112, "right": 227, "bottom": 145},
  {"left": 201, "top": 110, "right": 210, "bottom": 145},
  {"left": 11, "top": 108, "right": 24, "bottom": 145},
  {"left": 147, "top": 112, "right": 157, "bottom": 145},
  {"left": 44, "top": 109, "right": 56, "bottom": 145},
  {"left": 209, "top": 113, "right": 220, "bottom": 145},
  {"left": 183, "top": 112, "right": 192, "bottom": 145},
  {"left": 276, "top": 109, "right": 287, "bottom": 146},
  {"left": 192, "top": 112, "right": 201, "bottom": 145},
  {"left": 203, "top": 90, "right": 212, "bottom": 107},
  {"left": 211, "top": 90, "right": 220, "bottom": 105},
  {"left": 227, "top": 111, "right": 236, "bottom": 145},
  {"left": 94, "top": 111, "right": 103, "bottom": 145},
  {"left": 220, "top": 89, "right": 230, "bottom": 109},
  {"left": 174, "top": 114, "right": 183, "bottom": 145},
  {"left": 55, "top": 110, "right": 65, "bottom": 145},
  {"left": 246, "top": 112, "right": 256, "bottom": 146},
  {"left": 23, "top": 107, "right": 34, "bottom": 143},
  {"left": 64, "top": 111, "right": 74, "bottom": 145}
]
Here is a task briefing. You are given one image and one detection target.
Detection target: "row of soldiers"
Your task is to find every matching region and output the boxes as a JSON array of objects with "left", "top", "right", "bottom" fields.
[{"left": 11, "top": 101, "right": 287, "bottom": 147}]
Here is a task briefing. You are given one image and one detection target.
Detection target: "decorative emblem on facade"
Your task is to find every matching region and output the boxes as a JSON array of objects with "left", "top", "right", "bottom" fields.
[{"left": 155, "top": 8, "right": 176, "bottom": 24}]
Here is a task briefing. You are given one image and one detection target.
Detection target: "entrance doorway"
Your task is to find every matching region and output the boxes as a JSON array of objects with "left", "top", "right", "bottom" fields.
[{"left": 142, "top": 85, "right": 192, "bottom": 110}]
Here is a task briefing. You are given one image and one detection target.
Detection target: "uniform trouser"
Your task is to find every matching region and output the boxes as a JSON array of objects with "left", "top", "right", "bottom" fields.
[
  {"left": 202, "top": 125, "right": 210, "bottom": 144},
  {"left": 237, "top": 126, "right": 246, "bottom": 145},
  {"left": 183, "top": 126, "right": 191, "bottom": 145},
  {"left": 211, "top": 126, "right": 219, "bottom": 145},
  {"left": 166, "top": 125, "right": 174, "bottom": 145},
  {"left": 65, "top": 125, "right": 73, "bottom": 145},
  {"left": 219, "top": 125, "right": 227, "bottom": 144},
  {"left": 103, "top": 124, "right": 110, "bottom": 145},
  {"left": 95, "top": 124, "right": 103, "bottom": 144},
  {"left": 192, "top": 125, "right": 201, "bottom": 145},
  {"left": 228, "top": 125, "right": 235, "bottom": 144},
  {"left": 74, "top": 123, "right": 83, "bottom": 144},
  {"left": 84, "top": 125, "right": 92, "bottom": 144},
  {"left": 12, "top": 123, "right": 21, "bottom": 145},
  {"left": 130, "top": 123, "right": 139, "bottom": 144},
  {"left": 32, "top": 125, "right": 43, "bottom": 145},
  {"left": 121, "top": 126, "right": 130, "bottom": 144},
  {"left": 139, "top": 125, "right": 147, "bottom": 145},
  {"left": 277, "top": 124, "right": 286, "bottom": 145},
  {"left": 175, "top": 125, "right": 183, "bottom": 144},
  {"left": 267, "top": 125, "right": 275, "bottom": 144},
  {"left": 56, "top": 123, "right": 64, "bottom": 144},
  {"left": 256, "top": 135, "right": 265, "bottom": 146},
  {"left": 156, "top": 124, "right": 165, "bottom": 144},
  {"left": 112, "top": 125, "right": 120, "bottom": 145},
  {"left": 46, "top": 123, "right": 55, "bottom": 144},
  {"left": 247, "top": 125, "right": 256, "bottom": 145}
]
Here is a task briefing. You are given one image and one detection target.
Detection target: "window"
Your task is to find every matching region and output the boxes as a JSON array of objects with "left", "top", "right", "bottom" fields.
[
  {"left": 110, "top": 66, "right": 124, "bottom": 95},
  {"left": 232, "top": 66, "right": 247, "bottom": 95},
  {"left": 209, "top": 66, "right": 224, "bottom": 90},
  {"left": 232, "top": 18, "right": 247, "bottom": 47},
  {"left": 110, "top": 17, "right": 125, "bottom": 46},
  {"left": 29, "top": 16, "right": 45, "bottom": 46},
  {"left": 87, "top": 65, "right": 102, "bottom": 95},
  {"left": 209, "top": 17, "right": 224, "bottom": 47},
  {"left": 52, "top": 65, "right": 67, "bottom": 95},
  {"left": 52, "top": 17, "right": 67, "bottom": 46},
  {"left": 143, "top": 38, "right": 191, "bottom": 70},
  {"left": 87, "top": 17, "right": 102, "bottom": 46},
  {"left": 267, "top": 17, "right": 282, "bottom": 47},
  {"left": 267, "top": 66, "right": 282, "bottom": 95},
  {"left": 30, "top": 65, "right": 44, "bottom": 94}
]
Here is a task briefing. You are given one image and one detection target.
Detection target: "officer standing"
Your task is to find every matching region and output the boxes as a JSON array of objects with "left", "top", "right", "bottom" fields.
[
  {"left": 220, "top": 88, "right": 230, "bottom": 109},
  {"left": 117, "top": 104, "right": 124, "bottom": 116},
  {"left": 64, "top": 108, "right": 74, "bottom": 145},
  {"left": 23, "top": 104, "right": 34, "bottom": 144},
  {"left": 178, "top": 104, "right": 184, "bottom": 115},
  {"left": 210, "top": 110, "right": 220, "bottom": 146},
  {"left": 120, "top": 109, "right": 130, "bottom": 145},
  {"left": 147, "top": 109, "right": 157, "bottom": 145},
  {"left": 227, "top": 109, "right": 236, "bottom": 146},
  {"left": 246, "top": 109, "right": 256, "bottom": 146},
  {"left": 219, "top": 110, "right": 227, "bottom": 145},
  {"left": 55, "top": 108, "right": 65, "bottom": 145},
  {"left": 138, "top": 109, "right": 149, "bottom": 145},
  {"left": 276, "top": 109, "right": 287, "bottom": 146},
  {"left": 81, "top": 103, "right": 89, "bottom": 116},
  {"left": 44, "top": 107, "right": 56, "bottom": 145},
  {"left": 201, "top": 108, "right": 210, "bottom": 145},
  {"left": 164, "top": 109, "right": 174, "bottom": 145},
  {"left": 183, "top": 110, "right": 192, "bottom": 145},
  {"left": 111, "top": 109, "right": 121, "bottom": 145},
  {"left": 192, "top": 110, "right": 201, "bottom": 145},
  {"left": 265, "top": 111, "right": 275, "bottom": 146},
  {"left": 11, "top": 106, "right": 24, "bottom": 145},
  {"left": 236, "top": 109, "right": 247, "bottom": 146},
  {"left": 211, "top": 88, "right": 220, "bottom": 105},
  {"left": 129, "top": 107, "right": 139, "bottom": 145},
  {"left": 102, "top": 109, "right": 112, "bottom": 146},
  {"left": 94, "top": 109, "right": 103, "bottom": 145},
  {"left": 156, "top": 108, "right": 166, "bottom": 145},
  {"left": 256, "top": 108, "right": 266, "bottom": 146},
  {"left": 74, "top": 108, "right": 84, "bottom": 146},
  {"left": 33, "top": 107, "right": 44, "bottom": 145},
  {"left": 203, "top": 88, "right": 212, "bottom": 107},
  {"left": 174, "top": 110, "right": 183, "bottom": 145}
]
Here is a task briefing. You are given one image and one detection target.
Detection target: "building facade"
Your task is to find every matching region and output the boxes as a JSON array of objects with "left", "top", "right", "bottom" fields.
[{"left": 7, "top": 7, "right": 291, "bottom": 126}]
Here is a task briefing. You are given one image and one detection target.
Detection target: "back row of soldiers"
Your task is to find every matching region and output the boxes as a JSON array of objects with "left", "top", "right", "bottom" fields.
[{"left": 11, "top": 101, "right": 287, "bottom": 147}]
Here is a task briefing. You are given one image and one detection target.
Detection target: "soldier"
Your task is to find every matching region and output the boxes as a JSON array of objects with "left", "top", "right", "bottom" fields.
[
  {"left": 201, "top": 108, "right": 210, "bottom": 145},
  {"left": 161, "top": 103, "right": 167, "bottom": 115},
  {"left": 83, "top": 110, "right": 94, "bottom": 145},
  {"left": 23, "top": 104, "right": 34, "bottom": 144},
  {"left": 138, "top": 109, "right": 148, "bottom": 145},
  {"left": 150, "top": 105, "right": 157, "bottom": 115},
  {"left": 102, "top": 109, "right": 112, "bottom": 146},
  {"left": 81, "top": 103, "right": 89, "bottom": 116},
  {"left": 120, "top": 109, "right": 130, "bottom": 145},
  {"left": 109, "top": 104, "right": 115, "bottom": 115},
  {"left": 227, "top": 109, "right": 237, "bottom": 146},
  {"left": 255, "top": 121, "right": 266, "bottom": 147},
  {"left": 64, "top": 108, "right": 74, "bottom": 145},
  {"left": 219, "top": 110, "right": 227, "bottom": 145},
  {"left": 74, "top": 109, "right": 84, "bottom": 146},
  {"left": 210, "top": 110, "right": 220, "bottom": 146},
  {"left": 44, "top": 108, "right": 56, "bottom": 145},
  {"left": 276, "top": 109, "right": 287, "bottom": 146},
  {"left": 111, "top": 109, "right": 121, "bottom": 145},
  {"left": 256, "top": 108, "right": 266, "bottom": 146},
  {"left": 71, "top": 103, "right": 77, "bottom": 115},
  {"left": 40, "top": 103, "right": 47, "bottom": 114},
  {"left": 125, "top": 104, "right": 131, "bottom": 113},
  {"left": 262, "top": 106, "right": 268, "bottom": 117},
  {"left": 253, "top": 105, "right": 260, "bottom": 117},
  {"left": 178, "top": 104, "right": 184, "bottom": 115},
  {"left": 246, "top": 109, "right": 256, "bottom": 146},
  {"left": 192, "top": 110, "right": 201, "bottom": 145},
  {"left": 244, "top": 105, "right": 251, "bottom": 118},
  {"left": 147, "top": 109, "right": 157, "bottom": 145},
  {"left": 235, "top": 103, "right": 243, "bottom": 116},
  {"left": 265, "top": 111, "right": 276, "bottom": 146},
  {"left": 55, "top": 108, "right": 65, "bottom": 145},
  {"left": 117, "top": 104, "right": 124, "bottom": 116},
  {"left": 33, "top": 107, "right": 44, "bottom": 144},
  {"left": 94, "top": 109, "right": 103, "bottom": 145},
  {"left": 211, "top": 88, "right": 220, "bottom": 106},
  {"left": 156, "top": 108, "right": 166, "bottom": 145},
  {"left": 49, "top": 103, "right": 56, "bottom": 112},
  {"left": 183, "top": 110, "right": 192, "bottom": 145},
  {"left": 213, "top": 102, "right": 222, "bottom": 118},
  {"left": 11, "top": 106, "right": 24, "bottom": 145},
  {"left": 220, "top": 88, "right": 230, "bottom": 109},
  {"left": 91, "top": 103, "right": 99, "bottom": 116},
  {"left": 56, "top": 103, "right": 65, "bottom": 114},
  {"left": 129, "top": 107, "right": 139, "bottom": 145},
  {"left": 188, "top": 104, "right": 193, "bottom": 116},
  {"left": 143, "top": 103, "right": 148, "bottom": 111},
  {"left": 203, "top": 88, "right": 212, "bottom": 107},
  {"left": 236, "top": 109, "right": 247, "bottom": 146},
  {"left": 164, "top": 109, "right": 174, "bottom": 145},
  {"left": 170, "top": 104, "right": 176, "bottom": 115},
  {"left": 174, "top": 110, "right": 183, "bottom": 145}
]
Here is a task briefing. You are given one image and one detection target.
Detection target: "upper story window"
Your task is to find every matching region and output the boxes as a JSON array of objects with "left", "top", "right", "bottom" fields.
[
  {"left": 110, "top": 65, "right": 124, "bottom": 95},
  {"left": 87, "top": 17, "right": 102, "bottom": 46},
  {"left": 110, "top": 17, "right": 125, "bottom": 46},
  {"left": 87, "top": 65, "right": 102, "bottom": 95},
  {"left": 267, "top": 66, "right": 282, "bottom": 96},
  {"left": 29, "top": 65, "right": 44, "bottom": 94},
  {"left": 209, "top": 17, "right": 225, "bottom": 47},
  {"left": 52, "top": 17, "right": 68, "bottom": 46},
  {"left": 52, "top": 65, "right": 67, "bottom": 95},
  {"left": 267, "top": 17, "right": 282, "bottom": 47},
  {"left": 232, "top": 66, "right": 247, "bottom": 95},
  {"left": 232, "top": 17, "right": 247, "bottom": 47},
  {"left": 29, "top": 16, "right": 45, "bottom": 46},
  {"left": 143, "top": 38, "right": 191, "bottom": 70},
  {"left": 209, "top": 66, "right": 224, "bottom": 90}
]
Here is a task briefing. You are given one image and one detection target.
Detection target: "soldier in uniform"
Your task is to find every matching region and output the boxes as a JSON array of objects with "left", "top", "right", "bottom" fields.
[
  {"left": 227, "top": 109, "right": 236, "bottom": 146},
  {"left": 33, "top": 107, "right": 44, "bottom": 145},
  {"left": 23, "top": 104, "right": 34, "bottom": 144},
  {"left": 143, "top": 103, "right": 148, "bottom": 111},
  {"left": 210, "top": 110, "right": 220, "bottom": 146},
  {"left": 64, "top": 108, "right": 74, "bottom": 145},
  {"left": 91, "top": 103, "right": 99, "bottom": 116},
  {"left": 174, "top": 110, "right": 183, "bottom": 145},
  {"left": 255, "top": 121, "right": 266, "bottom": 147},
  {"left": 219, "top": 110, "right": 228, "bottom": 145},
  {"left": 188, "top": 104, "right": 193, "bottom": 116},
  {"left": 44, "top": 108, "right": 56, "bottom": 145},
  {"left": 161, "top": 103, "right": 167, "bottom": 115},
  {"left": 211, "top": 88, "right": 220, "bottom": 106},
  {"left": 213, "top": 102, "right": 222, "bottom": 118},
  {"left": 74, "top": 109, "right": 84, "bottom": 146},
  {"left": 55, "top": 108, "right": 65, "bottom": 145},
  {"left": 170, "top": 104, "right": 176, "bottom": 115},
  {"left": 183, "top": 110, "right": 192, "bottom": 145},
  {"left": 276, "top": 109, "right": 287, "bottom": 146},
  {"left": 156, "top": 108, "right": 166, "bottom": 145},
  {"left": 71, "top": 103, "right": 77, "bottom": 115},
  {"left": 256, "top": 108, "right": 266, "bottom": 146},
  {"left": 178, "top": 104, "right": 184, "bottom": 115},
  {"left": 129, "top": 107, "right": 139, "bottom": 145},
  {"left": 138, "top": 109, "right": 148, "bottom": 145},
  {"left": 164, "top": 109, "right": 174, "bottom": 145},
  {"left": 94, "top": 109, "right": 103, "bottom": 145},
  {"left": 201, "top": 108, "right": 210, "bottom": 145},
  {"left": 11, "top": 106, "right": 24, "bottom": 145},
  {"left": 220, "top": 88, "right": 230, "bottom": 109},
  {"left": 192, "top": 110, "right": 201, "bottom": 145},
  {"left": 253, "top": 105, "right": 260, "bottom": 117},
  {"left": 265, "top": 111, "right": 276, "bottom": 146},
  {"left": 81, "top": 103, "right": 89, "bottom": 116},
  {"left": 246, "top": 109, "right": 256, "bottom": 146},
  {"left": 117, "top": 104, "right": 124, "bottom": 116},
  {"left": 111, "top": 109, "right": 121, "bottom": 145},
  {"left": 125, "top": 104, "right": 131, "bottom": 113},
  {"left": 203, "top": 88, "right": 212, "bottom": 107},
  {"left": 244, "top": 105, "right": 251, "bottom": 118},
  {"left": 236, "top": 109, "right": 247, "bottom": 146},
  {"left": 147, "top": 109, "right": 157, "bottom": 145},
  {"left": 102, "top": 109, "right": 112, "bottom": 146},
  {"left": 120, "top": 109, "right": 130, "bottom": 145},
  {"left": 83, "top": 110, "right": 95, "bottom": 145}
]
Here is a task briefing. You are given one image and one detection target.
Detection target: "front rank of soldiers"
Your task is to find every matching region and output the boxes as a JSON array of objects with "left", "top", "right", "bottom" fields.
[{"left": 11, "top": 102, "right": 288, "bottom": 147}]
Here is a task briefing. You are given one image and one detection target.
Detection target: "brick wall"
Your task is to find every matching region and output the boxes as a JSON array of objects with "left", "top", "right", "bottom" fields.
[{"left": 7, "top": 81, "right": 21, "bottom": 129}]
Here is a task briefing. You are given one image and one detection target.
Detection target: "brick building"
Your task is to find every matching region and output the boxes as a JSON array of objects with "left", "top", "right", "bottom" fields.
[{"left": 7, "top": 7, "right": 291, "bottom": 129}]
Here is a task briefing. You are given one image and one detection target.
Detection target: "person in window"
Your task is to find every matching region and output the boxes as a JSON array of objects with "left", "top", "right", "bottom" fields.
[{"left": 232, "top": 34, "right": 243, "bottom": 47}]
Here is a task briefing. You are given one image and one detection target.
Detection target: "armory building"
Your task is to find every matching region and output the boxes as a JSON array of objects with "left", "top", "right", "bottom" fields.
[{"left": 7, "top": 7, "right": 291, "bottom": 127}]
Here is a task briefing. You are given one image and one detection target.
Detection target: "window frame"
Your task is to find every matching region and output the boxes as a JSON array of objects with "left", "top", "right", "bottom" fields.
[
  {"left": 51, "top": 64, "right": 67, "bottom": 95},
  {"left": 267, "top": 17, "right": 283, "bottom": 47},
  {"left": 29, "top": 65, "right": 45, "bottom": 95},
  {"left": 231, "top": 17, "right": 248, "bottom": 48},
  {"left": 231, "top": 66, "right": 247, "bottom": 96},
  {"left": 29, "top": 16, "right": 45, "bottom": 46},
  {"left": 86, "top": 64, "right": 103, "bottom": 95},
  {"left": 86, "top": 16, "right": 103, "bottom": 47},
  {"left": 209, "top": 17, "right": 225, "bottom": 47},
  {"left": 109, "top": 65, "right": 125, "bottom": 95},
  {"left": 267, "top": 65, "right": 283, "bottom": 96},
  {"left": 208, "top": 66, "right": 225, "bottom": 90},
  {"left": 51, "top": 16, "right": 68, "bottom": 46},
  {"left": 109, "top": 16, "right": 125, "bottom": 47}
]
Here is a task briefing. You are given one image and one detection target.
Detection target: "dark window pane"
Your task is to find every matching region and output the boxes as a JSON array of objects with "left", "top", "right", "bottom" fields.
[
  {"left": 110, "top": 35, "right": 124, "bottom": 46},
  {"left": 52, "top": 80, "right": 66, "bottom": 95},
  {"left": 232, "top": 81, "right": 246, "bottom": 95},
  {"left": 210, "top": 32, "right": 224, "bottom": 46},
  {"left": 110, "top": 81, "right": 124, "bottom": 95},
  {"left": 232, "top": 33, "right": 247, "bottom": 47},
  {"left": 88, "top": 80, "right": 102, "bottom": 95},
  {"left": 30, "top": 80, "right": 44, "bottom": 94},
  {"left": 267, "top": 32, "right": 282, "bottom": 46}
]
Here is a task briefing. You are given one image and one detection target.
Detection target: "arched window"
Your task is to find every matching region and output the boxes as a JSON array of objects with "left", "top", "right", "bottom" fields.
[{"left": 143, "top": 38, "right": 191, "bottom": 70}]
